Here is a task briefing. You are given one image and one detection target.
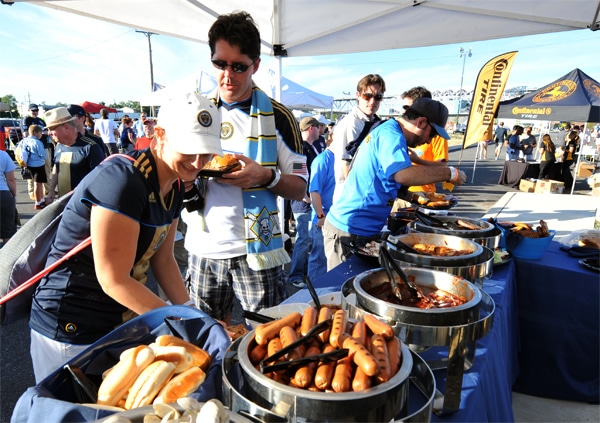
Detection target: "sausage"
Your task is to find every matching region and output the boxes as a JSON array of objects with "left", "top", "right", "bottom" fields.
[
  {"left": 249, "top": 343, "right": 268, "bottom": 364},
  {"left": 352, "top": 366, "right": 372, "bottom": 392},
  {"left": 314, "top": 344, "right": 336, "bottom": 390},
  {"left": 279, "top": 326, "right": 301, "bottom": 360},
  {"left": 317, "top": 307, "right": 332, "bottom": 343},
  {"left": 254, "top": 312, "right": 302, "bottom": 345},
  {"left": 341, "top": 334, "right": 379, "bottom": 377},
  {"left": 293, "top": 345, "right": 321, "bottom": 388},
  {"left": 351, "top": 319, "right": 367, "bottom": 346},
  {"left": 331, "top": 356, "right": 353, "bottom": 393},
  {"left": 363, "top": 313, "right": 394, "bottom": 340},
  {"left": 329, "top": 309, "right": 348, "bottom": 348},
  {"left": 370, "top": 334, "right": 391, "bottom": 383},
  {"left": 387, "top": 336, "right": 402, "bottom": 376},
  {"left": 301, "top": 307, "right": 318, "bottom": 336}
]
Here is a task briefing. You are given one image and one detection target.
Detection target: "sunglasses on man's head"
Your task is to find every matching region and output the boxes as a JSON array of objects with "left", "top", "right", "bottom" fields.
[
  {"left": 211, "top": 59, "right": 254, "bottom": 74},
  {"left": 361, "top": 92, "right": 384, "bottom": 101}
]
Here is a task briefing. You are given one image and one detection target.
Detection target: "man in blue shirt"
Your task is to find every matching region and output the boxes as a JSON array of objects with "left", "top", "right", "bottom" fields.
[{"left": 323, "top": 98, "right": 467, "bottom": 270}]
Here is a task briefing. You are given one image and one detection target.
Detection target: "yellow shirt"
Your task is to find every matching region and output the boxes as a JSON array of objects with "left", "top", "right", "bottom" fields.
[{"left": 408, "top": 135, "right": 449, "bottom": 193}]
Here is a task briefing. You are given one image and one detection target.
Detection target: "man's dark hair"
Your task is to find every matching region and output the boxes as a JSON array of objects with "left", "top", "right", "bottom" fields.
[
  {"left": 208, "top": 11, "right": 261, "bottom": 61},
  {"left": 401, "top": 86, "right": 432, "bottom": 101},
  {"left": 356, "top": 74, "right": 386, "bottom": 94}
]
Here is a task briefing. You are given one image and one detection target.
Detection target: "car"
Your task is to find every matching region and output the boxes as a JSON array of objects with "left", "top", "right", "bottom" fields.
[{"left": 0, "top": 118, "right": 23, "bottom": 146}]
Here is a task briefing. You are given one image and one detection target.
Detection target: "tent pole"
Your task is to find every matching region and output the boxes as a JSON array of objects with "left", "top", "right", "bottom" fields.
[{"left": 570, "top": 121, "right": 588, "bottom": 195}]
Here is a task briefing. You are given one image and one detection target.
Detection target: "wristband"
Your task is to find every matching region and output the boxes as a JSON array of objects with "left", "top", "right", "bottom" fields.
[
  {"left": 448, "top": 166, "right": 459, "bottom": 183},
  {"left": 265, "top": 169, "right": 281, "bottom": 189}
]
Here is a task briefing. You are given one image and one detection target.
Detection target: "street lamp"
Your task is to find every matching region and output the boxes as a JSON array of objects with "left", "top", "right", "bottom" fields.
[{"left": 456, "top": 47, "right": 472, "bottom": 126}]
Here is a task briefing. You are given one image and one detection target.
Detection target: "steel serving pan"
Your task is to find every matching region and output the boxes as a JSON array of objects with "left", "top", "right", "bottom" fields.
[
  {"left": 408, "top": 217, "right": 501, "bottom": 250},
  {"left": 234, "top": 327, "right": 413, "bottom": 422},
  {"left": 387, "top": 233, "right": 484, "bottom": 264}
]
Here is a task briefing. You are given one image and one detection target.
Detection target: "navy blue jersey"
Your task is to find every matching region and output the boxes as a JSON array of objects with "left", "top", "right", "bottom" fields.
[
  {"left": 30, "top": 150, "right": 184, "bottom": 344},
  {"left": 53, "top": 133, "right": 106, "bottom": 195}
]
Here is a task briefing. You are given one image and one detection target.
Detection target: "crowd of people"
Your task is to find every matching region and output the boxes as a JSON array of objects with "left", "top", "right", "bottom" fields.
[{"left": 4, "top": 9, "right": 598, "bottom": 387}]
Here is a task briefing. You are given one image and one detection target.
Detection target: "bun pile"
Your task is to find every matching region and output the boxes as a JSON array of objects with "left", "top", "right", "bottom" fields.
[{"left": 96, "top": 335, "right": 211, "bottom": 409}]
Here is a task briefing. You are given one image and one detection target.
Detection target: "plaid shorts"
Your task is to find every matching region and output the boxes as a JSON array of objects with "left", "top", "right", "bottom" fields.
[{"left": 186, "top": 254, "right": 287, "bottom": 321}]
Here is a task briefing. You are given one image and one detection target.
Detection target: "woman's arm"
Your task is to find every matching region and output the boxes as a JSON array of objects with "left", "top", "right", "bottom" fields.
[
  {"left": 90, "top": 205, "right": 169, "bottom": 314},
  {"left": 5, "top": 170, "right": 16, "bottom": 197}
]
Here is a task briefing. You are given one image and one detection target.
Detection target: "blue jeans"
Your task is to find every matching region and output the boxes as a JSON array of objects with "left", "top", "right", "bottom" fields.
[
  {"left": 308, "top": 221, "right": 327, "bottom": 283},
  {"left": 289, "top": 211, "right": 311, "bottom": 282}
]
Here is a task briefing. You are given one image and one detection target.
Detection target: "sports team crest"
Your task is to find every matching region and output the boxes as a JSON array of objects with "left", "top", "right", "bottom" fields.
[
  {"left": 245, "top": 207, "right": 281, "bottom": 246},
  {"left": 533, "top": 80, "right": 577, "bottom": 103}
]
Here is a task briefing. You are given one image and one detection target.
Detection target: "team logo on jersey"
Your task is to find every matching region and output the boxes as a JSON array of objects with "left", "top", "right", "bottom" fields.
[
  {"left": 247, "top": 207, "right": 274, "bottom": 245},
  {"left": 221, "top": 122, "right": 234, "bottom": 140},
  {"left": 65, "top": 323, "right": 77, "bottom": 332},
  {"left": 532, "top": 80, "right": 577, "bottom": 103},
  {"left": 197, "top": 110, "right": 213, "bottom": 127}
]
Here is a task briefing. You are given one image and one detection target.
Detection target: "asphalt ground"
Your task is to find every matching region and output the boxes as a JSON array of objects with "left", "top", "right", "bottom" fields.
[{"left": 0, "top": 141, "right": 595, "bottom": 422}]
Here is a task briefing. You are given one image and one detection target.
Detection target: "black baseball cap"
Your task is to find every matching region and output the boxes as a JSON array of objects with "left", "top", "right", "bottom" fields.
[
  {"left": 29, "top": 103, "right": 39, "bottom": 111},
  {"left": 67, "top": 104, "right": 87, "bottom": 118}
]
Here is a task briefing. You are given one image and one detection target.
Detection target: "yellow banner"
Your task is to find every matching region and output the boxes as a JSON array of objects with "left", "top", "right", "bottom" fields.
[{"left": 463, "top": 51, "right": 518, "bottom": 149}]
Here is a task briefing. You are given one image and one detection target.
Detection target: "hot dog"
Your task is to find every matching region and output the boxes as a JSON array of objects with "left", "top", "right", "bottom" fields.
[
  {"left": 314, "top": 344, "right": 336, "bottom": 390},
  {"left": 153, "top": 366, "right": 206, "bottom": 404},
  {"left": 351, "top": 319, "right": 367, "bottom": 346},
  {"left": 363, "top": 313, "right": 394, "bottom": 340},
  {"left": 155, "top": 335, "right": 212, "bottom": 371},
  {"left": 329, "top": 309, "right": 348, "bottom": 348},
  {"left": 249, "top": 343, "right": 268, "bottom": 364},
  {"left": 254, "top": 312, "right": 302, "bottom": 345},
  {"left": 341, "top": 334, "right": 379, "bottom": 377},
  {"left": 387, "top": 336, "right": 402, "bottom": 375},
  {"left": 97, "top": 345, "right": 155, "bottom": 406},
  {"left": 300, "top": 306, "right": 318, "bottom": 336},
  {"left": 294, "top": 345, "right": 321, "bottom": 388},
  {"left": 352, "top": 366, "right": 372, "bottom": 392},
  {"left": 279, "top": 325, "right": 301, "bottom": 360},
  {"left": 331, "top": 356, "right": 353, "bottom": 392},
  {"left": 125, "top": 360, "right": 176, "bottom": 409},
  {"left": 370, "top": 334, "right": 391, "bottom": 383},
  {"left": 317, "top": 307, "right": 332, "bottom": 343}
]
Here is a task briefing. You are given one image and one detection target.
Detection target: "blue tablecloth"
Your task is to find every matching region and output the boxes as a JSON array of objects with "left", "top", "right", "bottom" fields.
[
  {"left": 512, "top": 241, "right": 599, "bottom": 403},
  {"left": 284, "top": 255, "right": 520, "bottom": 422}
]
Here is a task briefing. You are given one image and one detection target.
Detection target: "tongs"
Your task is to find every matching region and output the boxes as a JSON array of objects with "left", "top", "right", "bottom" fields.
[
  {"left": 378, "top": 243, "right": 422, "bottom": 301},
  {"left": 386, "top": 234, "right": 426, "bottom": 255},
  {"left": 259, "top": 319, "right": 348, "bottom": 373},
  {"left": 415, "top": 209, "right": 460, "bottom": 230}
]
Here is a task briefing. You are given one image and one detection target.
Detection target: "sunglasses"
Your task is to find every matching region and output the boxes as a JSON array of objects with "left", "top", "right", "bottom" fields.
[
  {"left": 211, "top": 59, "right": 255, "bottom": 74},
  {"left": 31, "top": 110, "right": 39, "bottom": 112},
  {"left": 361, "top": 92, "right": 384, "bottom": 101}
]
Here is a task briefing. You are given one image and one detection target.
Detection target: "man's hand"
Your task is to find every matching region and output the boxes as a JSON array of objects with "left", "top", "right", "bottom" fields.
[{"left": 216, "top": 154, "right": 269, "bottom": 189}]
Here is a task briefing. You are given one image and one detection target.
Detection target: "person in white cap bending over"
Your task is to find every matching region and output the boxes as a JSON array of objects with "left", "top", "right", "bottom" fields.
[
  {"left": 29, "top": 93, "right": 223, "bottom": 383},
  {"left": 323, "top": 98, "right": 467, "bottom": 270}
]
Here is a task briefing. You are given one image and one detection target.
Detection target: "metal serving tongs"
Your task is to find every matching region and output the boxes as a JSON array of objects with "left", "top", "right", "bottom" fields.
[
  {"left": 259, "top": 319, "right": 348, "bottom": 374},
  {"left": 415, "top": 209, "right": 460, "bottom": 230},
  {"left": 378, "top": 242, "right": 422, "bottom": 302}
]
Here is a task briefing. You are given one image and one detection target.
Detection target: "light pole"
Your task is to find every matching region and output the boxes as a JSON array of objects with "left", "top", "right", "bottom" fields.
[
  {"left": 456, "top": 47, "right": 472, "bottom": 126},
  {"left": 136, "top": 30, "right": 158, "bottom": 115}
]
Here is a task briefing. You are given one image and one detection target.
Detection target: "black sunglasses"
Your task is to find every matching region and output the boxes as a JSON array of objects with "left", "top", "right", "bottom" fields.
[
  {"left": 361, "top": 92, "right": 384, "bottom": 101},
  {"left": 211, "top": 59, "right": 255, "bottom": 74}
]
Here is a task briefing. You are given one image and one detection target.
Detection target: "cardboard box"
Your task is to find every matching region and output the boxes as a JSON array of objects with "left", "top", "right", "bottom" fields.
[
  {"left": 577, "top": 163, "right": 596, "bottom": 178},
  {"left": 534, "top": 179, "right": 564, "bottom": 194},
  {"left": 519, "top": 179, "right": 537, "bottom": 193}
]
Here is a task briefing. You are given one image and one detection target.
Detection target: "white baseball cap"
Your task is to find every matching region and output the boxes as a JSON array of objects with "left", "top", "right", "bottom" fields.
[{"left": 156, "top": 92, "right": 223, "bottom": 156}]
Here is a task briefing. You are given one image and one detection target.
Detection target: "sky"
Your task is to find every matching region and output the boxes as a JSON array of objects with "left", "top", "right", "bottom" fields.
[{"left": 1, "top": 2, "right": 599, "bottom": 110}]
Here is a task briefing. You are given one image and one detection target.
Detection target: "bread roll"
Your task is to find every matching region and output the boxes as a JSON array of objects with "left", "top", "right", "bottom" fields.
[
  {"left": 125, "top": 360, "right": 176, "bottom": 409},
  {"left": 97, "top": 345, "right": 155, "bottom": 406},
  {"left": 153, "top": 366, "right": 206, "bottom": 404},
  {"left": 149, "top": 344, "right": 194, "bottom": 373},
  {"left": 155, "top": 335, "right": 212, "bottom": 371}
]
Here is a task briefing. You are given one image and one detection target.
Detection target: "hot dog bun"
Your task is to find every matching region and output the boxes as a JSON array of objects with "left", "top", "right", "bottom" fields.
[
  {"left": 148, "top": 345, "right": 194, "bottom": 373},
  {"left": 125, "top": 360, "right": 176, "bottom": 409},
  {"left": 153, "top": 366, "right": 206, "bottom": 404},
  {"left": 155, "top": 335, "right": 212, "bottom": 371},
  {"left": 203, "top": 154, "right": 241, "bottom": 172},
  {"left": 97, "top": 345, "right": 155, "bottom": 406}
]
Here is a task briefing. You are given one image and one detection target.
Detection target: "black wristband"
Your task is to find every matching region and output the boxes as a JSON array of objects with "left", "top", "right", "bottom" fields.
[{"left": 261, "top": 168, "right": 276, "bottom": 188}]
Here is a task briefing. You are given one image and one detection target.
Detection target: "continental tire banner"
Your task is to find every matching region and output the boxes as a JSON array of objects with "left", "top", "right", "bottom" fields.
[{"left": 463, "top": 51, "right": 518, "bottom": 149}]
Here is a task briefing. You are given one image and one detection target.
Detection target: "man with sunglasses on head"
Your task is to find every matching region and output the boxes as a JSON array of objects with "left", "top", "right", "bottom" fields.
[
  {"left": 330, "top": 74, "right": 386, "bottom": 203},
  {"left": 181, "top": 11, "right": 308, "bottom": 324},
  {"left": 323, "top": 98, "right": 467, "bottom": 270}
]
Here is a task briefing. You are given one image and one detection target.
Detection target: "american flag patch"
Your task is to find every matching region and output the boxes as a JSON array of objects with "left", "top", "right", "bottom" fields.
[{"left": 293, "top": 162, "right": 307, "bottom": 175}]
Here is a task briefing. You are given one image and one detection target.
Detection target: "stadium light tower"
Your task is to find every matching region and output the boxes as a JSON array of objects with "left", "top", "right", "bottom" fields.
[{"left": 457, "top": 47, "right": 472, "bottom": 125}]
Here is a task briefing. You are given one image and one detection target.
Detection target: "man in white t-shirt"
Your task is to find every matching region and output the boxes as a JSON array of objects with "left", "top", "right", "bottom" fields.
[
  {"left": 93, "top": 108, "right": 119, "bottom": 154},
  {"left": 329, "top": 74, "right": 386, "bottom": 203}
]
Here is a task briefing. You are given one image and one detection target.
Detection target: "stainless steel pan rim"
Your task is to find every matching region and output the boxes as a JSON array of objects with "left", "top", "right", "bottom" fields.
[{"left": 387, "top": 233, "right": 484, "bottom": 264}]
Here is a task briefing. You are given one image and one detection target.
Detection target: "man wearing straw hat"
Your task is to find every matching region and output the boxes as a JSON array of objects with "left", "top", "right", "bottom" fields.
[{"left": 43, "top": 107, "right": 105, "bottom": 205}]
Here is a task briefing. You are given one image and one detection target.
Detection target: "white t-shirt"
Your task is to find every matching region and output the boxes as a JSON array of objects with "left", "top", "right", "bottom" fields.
[
  {"left": 94, "top": 119, "right": 118, "bottom": 144},
  {"left": 182, "top": 104, "right": 307, "bottom": 259}
]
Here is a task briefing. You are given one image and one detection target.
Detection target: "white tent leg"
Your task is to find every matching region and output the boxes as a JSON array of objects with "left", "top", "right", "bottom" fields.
[{"left": 570, "top": 121, "right": 589, "bottom": 195}]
